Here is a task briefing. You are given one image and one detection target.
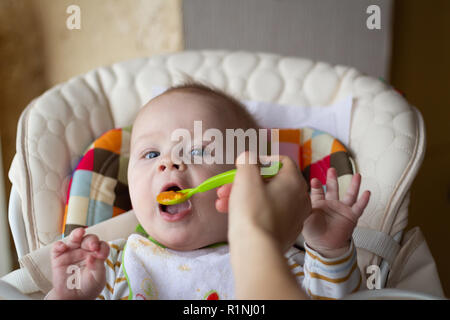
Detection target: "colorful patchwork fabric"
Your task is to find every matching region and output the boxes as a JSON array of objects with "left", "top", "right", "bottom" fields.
[
  {"left": 273, "top": 128, "right": 355, "bottom": 199},
  {"left": 62, "top": 126, "right": 133, "bottom": 237},
  {"left": 62, "top": 127, "right": 354, "bottom": 237}
]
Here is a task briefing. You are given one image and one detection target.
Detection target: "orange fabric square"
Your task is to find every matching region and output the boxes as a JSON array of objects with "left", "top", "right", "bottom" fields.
[
  {"left": 113, "top": 207, "right": 126, "bottom": 217},
  {"left": 331, "top": 139, "right": 346, "bottom": 154},
  {"left": 279, "top": 129, "right": 301, "bottom": 144},
  {"left": 301, "top": 139, "right": 312, "bottom": 170},
  {"left": 94, "top": 129, "right": 122, "bottom": 154},
  {"left": 62, "top": 205, "right": 69, "bottom": 234}
]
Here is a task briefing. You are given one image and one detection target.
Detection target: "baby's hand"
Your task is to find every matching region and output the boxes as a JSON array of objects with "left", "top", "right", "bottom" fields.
[
  {"left": 47, "top": 228, "right": 110, "bottom": 300},
  {"left": 302, "top": 168, "right": 371, "bottom": 258}
]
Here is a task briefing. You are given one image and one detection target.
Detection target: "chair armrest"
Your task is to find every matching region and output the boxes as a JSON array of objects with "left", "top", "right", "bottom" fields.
[
  {"left": 0, "top": 279, "right": 33, "bottom": 300},
  {"left": 8, "top": 185, "right": 30, "bottom": 259}
]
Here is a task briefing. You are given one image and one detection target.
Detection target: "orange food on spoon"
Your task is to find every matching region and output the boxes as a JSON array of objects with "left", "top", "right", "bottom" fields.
[
  {"left": 157, "top": 191, "right": 186, "bottom": 205},
  {"left": 156, "top": 161, "right": 283, "bottom": 206}
]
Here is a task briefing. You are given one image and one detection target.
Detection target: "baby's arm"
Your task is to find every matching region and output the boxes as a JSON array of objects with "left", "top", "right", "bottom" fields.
[
  {"left": 287, "top": 243, "right": 361, "bottom": 299},
  {"left": 292, "top": 168, "right": 369, "bottom": 298}
]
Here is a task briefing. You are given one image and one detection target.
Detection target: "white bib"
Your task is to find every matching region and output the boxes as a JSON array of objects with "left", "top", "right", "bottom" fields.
[{"left": 123, "top": 234, "right": 235, "bottom": 300}]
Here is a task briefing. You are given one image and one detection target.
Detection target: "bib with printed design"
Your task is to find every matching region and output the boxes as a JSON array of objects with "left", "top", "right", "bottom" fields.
[{"left": 123, "top": 234, "right": 234, "bottom": 300}]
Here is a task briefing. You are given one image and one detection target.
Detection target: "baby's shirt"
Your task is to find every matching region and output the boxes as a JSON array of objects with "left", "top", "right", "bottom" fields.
[{"left": 97, "top": 233, "right": 362, "bottom": 300}]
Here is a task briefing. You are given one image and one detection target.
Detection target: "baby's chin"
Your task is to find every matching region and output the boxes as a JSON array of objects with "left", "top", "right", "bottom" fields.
[
  {"left": 154, "top": 234, "right": 213, "bottom": 251},
  {"left": 135, "top": 199, "right": 227, "bottom": 250},
  {"left": 138, "top": 219, "right": 205, "bottom": 251},
  {"left": 148, "top": 224, "right": 226, "bottom": 251}
]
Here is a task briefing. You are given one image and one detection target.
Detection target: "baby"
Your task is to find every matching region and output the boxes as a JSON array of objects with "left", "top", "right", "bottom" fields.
[{"left": 47, "top": 82, "right": 370, "bottom": 300}]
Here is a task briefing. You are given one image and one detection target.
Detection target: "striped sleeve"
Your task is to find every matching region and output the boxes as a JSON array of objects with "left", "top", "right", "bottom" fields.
[
  {"left": 96, "top": 239, "right": 130, "bottom": 300},
  {"left": 287, "top": 240, "right": 362, "bottom": 300}
]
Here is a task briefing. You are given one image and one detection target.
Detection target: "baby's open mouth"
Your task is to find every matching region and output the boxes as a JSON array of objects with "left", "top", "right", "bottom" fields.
[{"left": 159, "top": 185, "right": 192, "bottom": 217}]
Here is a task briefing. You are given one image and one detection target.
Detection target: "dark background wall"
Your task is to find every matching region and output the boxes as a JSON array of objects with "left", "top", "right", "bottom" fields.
[{"left": 390, "top": 0, "right": 450, "bottom": 297}]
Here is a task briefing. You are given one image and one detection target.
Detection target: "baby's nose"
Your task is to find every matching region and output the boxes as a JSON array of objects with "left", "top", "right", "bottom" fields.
[
  {"left": 159, "top": 163, "right": 179, "bottom": 171},
  {"left": 158, "top": 158, "right": 184, "bottom": 172}
]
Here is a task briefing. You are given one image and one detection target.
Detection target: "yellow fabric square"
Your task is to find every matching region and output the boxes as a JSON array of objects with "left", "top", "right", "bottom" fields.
[
  {"left": 66, "top": 196, "right": 89, "bottom": 226},
  {"left": 90, "top": 172, "right": 118, "bottom": 205},
  {"left": 311, "top": 134, "right": 334, "bottom": 163},
  {"left": 300, "top": 128, "right": 313, "bottom": 144}
]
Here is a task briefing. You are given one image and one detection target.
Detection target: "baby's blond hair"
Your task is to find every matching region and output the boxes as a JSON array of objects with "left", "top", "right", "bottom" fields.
[{"left": 160, "top": 80, "right": 259, "bottom": 131}]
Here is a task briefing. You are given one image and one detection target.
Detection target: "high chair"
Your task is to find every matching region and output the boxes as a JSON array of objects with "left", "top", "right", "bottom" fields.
[{"left": 0, "top": 50, "right": 445, "bottom": 299}]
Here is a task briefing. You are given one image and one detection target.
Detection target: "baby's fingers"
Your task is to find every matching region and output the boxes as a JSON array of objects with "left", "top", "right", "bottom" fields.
[
  {"left": 51, "top": 248, "right": 90, "bottom": 268},
  {"left": 342, "top": 173, "right": 362, "bottom": 206},
  {"left": 93, "top": 241, "right": 110, "bottom": 260},
  {"left": 215, "top": 197, "right": 229, "bottom": 213},
  {"left": 351, "top": 190, "right": 371, "bottom": 218},
  {"left": 65, "top": 227, "right": 86, "bottom": 249},
  {"left": 81, "top": 235, "right": 110, "bottom": 261},
  {"left": 310, "top": 178, "right": 325, "bottom": 203},
  {"left": 217, "top": 183, "right": 232, "bottom": 199},
  {"left": 52, "top": 241, "right": 69, "bottom": 259},
  {"left": 216, "top": 184, "right": 232, "bottom": 213},
  {"left": 80, "top": 234, "right": 101, "bottom": 252},
  {"left": 325, "top": 168, "right": 339, "bottom": 201}
]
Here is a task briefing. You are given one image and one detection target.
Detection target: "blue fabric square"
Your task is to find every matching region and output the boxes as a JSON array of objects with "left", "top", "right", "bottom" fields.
[
  {"left": 70, "top": 170, "right": 93, "bottom": 197},
  {"left": 312, "top": 130, "right": 326, "bottom": 138},
  {"left": 87, "top": 199, "right": 113, "bottom": 226}
]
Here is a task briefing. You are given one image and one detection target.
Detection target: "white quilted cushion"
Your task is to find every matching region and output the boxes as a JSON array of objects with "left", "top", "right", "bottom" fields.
[{"left": 9, "top": 50, "right": 425, "bottom": 272}]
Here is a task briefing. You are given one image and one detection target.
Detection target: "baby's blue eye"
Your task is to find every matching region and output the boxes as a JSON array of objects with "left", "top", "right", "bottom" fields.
[
  {"left": 191, "top": 148, "right": 205, "bottom": 157},
  {"left": 144, "top": 151, "right": 160, "bottom": 159}
]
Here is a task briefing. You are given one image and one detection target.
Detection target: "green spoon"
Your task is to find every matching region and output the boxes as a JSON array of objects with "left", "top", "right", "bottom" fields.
[{"left": 157, "top": 161, "right": 283, "bottom": 205}]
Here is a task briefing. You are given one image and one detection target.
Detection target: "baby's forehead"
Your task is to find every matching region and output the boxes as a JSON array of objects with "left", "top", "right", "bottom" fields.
[
  {"left": 140, "top": 91, "right": 238, "bottom": 123},
  {"left": 131, "top": 91, "right": 239, "bottom": 139}
]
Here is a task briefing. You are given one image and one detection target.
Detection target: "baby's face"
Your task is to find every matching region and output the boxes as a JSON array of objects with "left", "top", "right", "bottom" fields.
[{"left": 128, "top": 91, "right": 236, "bottom": 250}]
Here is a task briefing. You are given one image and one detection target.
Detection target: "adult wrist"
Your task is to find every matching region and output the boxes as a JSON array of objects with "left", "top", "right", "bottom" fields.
[{"left": 229, "top": 224, "right": 280, "bottom": 252}]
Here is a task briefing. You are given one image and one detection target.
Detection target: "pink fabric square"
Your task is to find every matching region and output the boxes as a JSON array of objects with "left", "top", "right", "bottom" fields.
[
  {"left": 310, "top": 155, "right": 331, "bottom": 185},
  {"left": 279, "top": 142, "right": 300, "bottom": 168},
  {"left": 77, "top": 149, "right": 94, "bottom": 171}
]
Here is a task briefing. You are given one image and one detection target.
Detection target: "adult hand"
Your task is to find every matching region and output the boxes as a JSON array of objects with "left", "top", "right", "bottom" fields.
[
  {"left": 216, "top": 152, "right": 311, "bottom": 252},
  {"left": 217, "top": 152, "right": 311, "bottom": 299}
]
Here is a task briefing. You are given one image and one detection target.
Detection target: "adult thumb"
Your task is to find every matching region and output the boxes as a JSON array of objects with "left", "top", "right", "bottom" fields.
[{"left": 232, "top": 151, "right": 264, "bottom": 192}]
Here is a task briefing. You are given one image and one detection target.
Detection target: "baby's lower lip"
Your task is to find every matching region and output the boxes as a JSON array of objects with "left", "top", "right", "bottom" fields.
[{"left": 158, "top": 201, "right": 192, "bottom": 222}]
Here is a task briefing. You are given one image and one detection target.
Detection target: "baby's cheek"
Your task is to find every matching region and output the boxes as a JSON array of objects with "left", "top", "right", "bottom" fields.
[
  {"left": 129, "top": 176, "right": 151, "bottom": 210},
  {"left": 127, "top": 176, "right": 139, "bottom": 204},
  {"left": 211, "top": 208, "right": 229, "bottom": 242},
  {"left": 206, "top": 191, "right": 228, "bottom": 224}
]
